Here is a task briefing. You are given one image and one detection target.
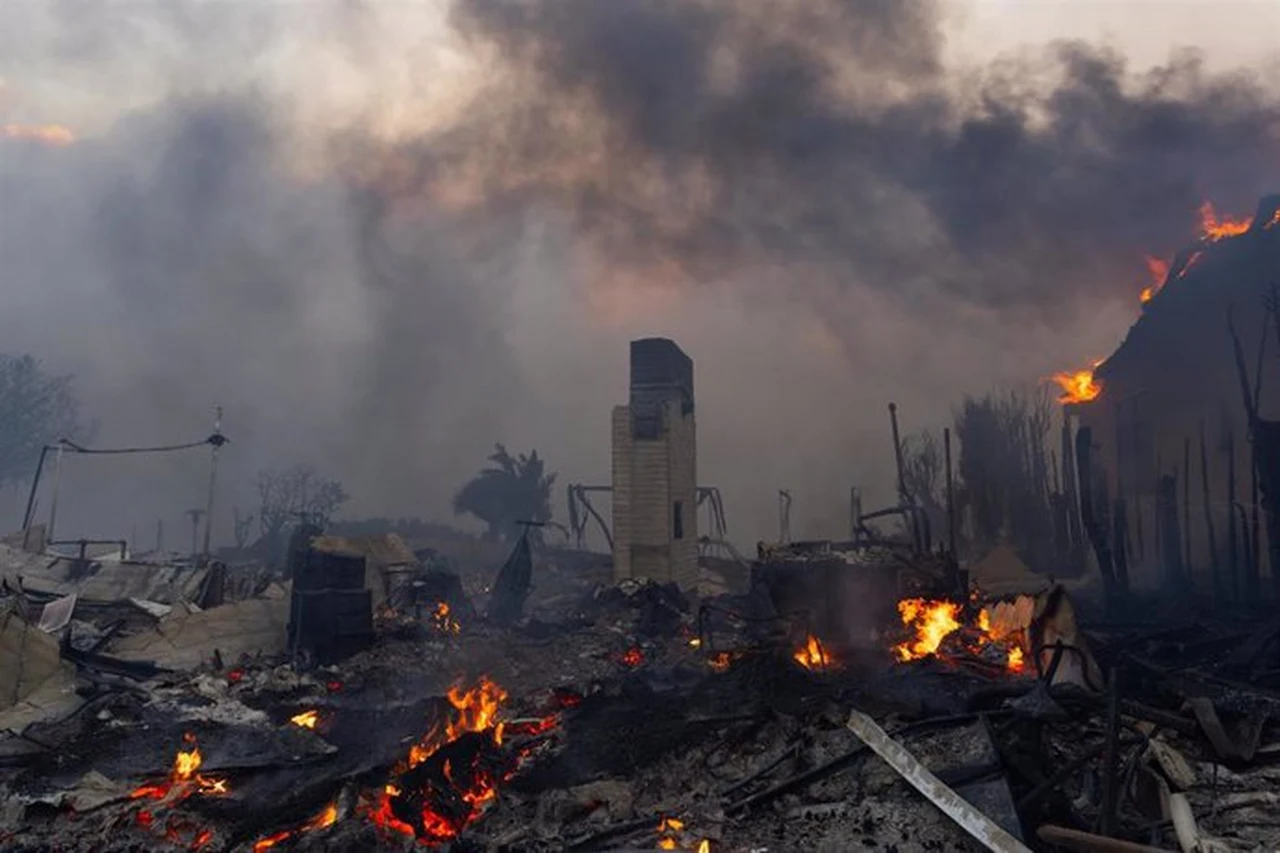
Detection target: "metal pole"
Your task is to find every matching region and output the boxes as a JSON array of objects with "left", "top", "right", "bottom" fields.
[
  {"left": 200, "top": 406, "right": 224, "bottom": 565},
  {"left": 46, "top": 444, "right": 66, "bottom": 542},
  {"left": 21, "top": 444, "right": 52, "bottom": 534}
]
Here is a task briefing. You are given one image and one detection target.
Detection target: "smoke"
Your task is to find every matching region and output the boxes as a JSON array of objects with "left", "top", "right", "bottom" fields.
[{"left": 1, "top": 0, "right": 1278, "bottom": 547}]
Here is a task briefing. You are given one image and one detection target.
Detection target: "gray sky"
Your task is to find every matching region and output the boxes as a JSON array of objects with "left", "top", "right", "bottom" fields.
[{"left": 1, "top": 1, "right": 1277, "bottom": 548}]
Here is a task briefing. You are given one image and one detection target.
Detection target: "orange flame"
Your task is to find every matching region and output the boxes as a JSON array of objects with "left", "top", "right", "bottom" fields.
[
  {"left": 2, "top": 123, "right": 75, "bottom": 146},
  {"left": 893, "top": 599, "right": 962, "bottom": 661},
  {"left": 793, "top": 635, "right": 836, "bottom": 671},
  {"left": 253, "top": 802, "right": 339, "bottom": 851},
  {"left": 368, "top": 676, "right": 545, "bottom": 844},
  {"left": 1198, "top": 201, "right": 1252, "bottom": 241},
  {"left": 895, "top": 599, "right": 1028, "bottom": 673},
  {"left": 1048, "top": 359, "right": 1103, "bottom": 405},
  {"left": 619, "top": 647, "right": 645, "bottom": 668},
  {"left": 131, "top": 733, "right": 227, "bottom": 802},
  {"left": 1139, "top": 255, "right": 1170, "bottom": 304},
  {"left": 432, "top": 601, "right": 461, "bottom": 634},
  {"left": 290, "top": 710, "right": 319, "bottom": 729}
]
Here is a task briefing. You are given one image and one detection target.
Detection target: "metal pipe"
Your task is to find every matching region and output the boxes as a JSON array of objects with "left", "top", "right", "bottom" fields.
[
  {"left": 46, "top": 444, "right": 65, "bottom": 543},
  {"left": 21, "top": 444, "right": 53, "bottom": 535}
]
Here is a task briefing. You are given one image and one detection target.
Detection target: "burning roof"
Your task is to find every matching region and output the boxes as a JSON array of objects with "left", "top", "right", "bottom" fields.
[{"left": 1098, "top": 195, "right": 1280, "bottom": 396}]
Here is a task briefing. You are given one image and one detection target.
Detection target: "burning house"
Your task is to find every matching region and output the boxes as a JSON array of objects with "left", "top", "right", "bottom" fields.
[{"left": 1069, "top": 194, "right": 1280, "bottom": 597}]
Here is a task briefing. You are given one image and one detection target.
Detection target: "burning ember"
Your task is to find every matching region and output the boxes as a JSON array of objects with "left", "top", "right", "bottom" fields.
[
  {"left": 793, "top": 634, "right": 836, "bottom": 671},
  {"left": 253, "top": 802, "right": 339, "bottom": 851},
  {"left": 658, "top": 817, "right": 685, "bottom": 850},
  {"left": 290, "top": 709, "right": 319, "bottom": 729},
  {"left": 131, "top": 733, "right": 228, "bottom": 803},
  {"left": 367, "top": 675, "right": 556, "bottom": 846},
  {"left": 707, "top": 651, "right": 735, "bottom": 672},
  {"left": 1198, "top": 201, "right": 1253, "bottom": 241},
  {"left": 1048, "top": 359, "right": 1103, "bottom": 404},
  {"left": 432, "top": 601, "right": 461, "bottom": 634},
  {"left": 618, "top": 646, "right": 645, "bottom": 668}
]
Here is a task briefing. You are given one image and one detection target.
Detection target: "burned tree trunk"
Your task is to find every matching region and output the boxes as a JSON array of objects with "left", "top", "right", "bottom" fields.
[
  {"left": 1158, "top": 474, "right": 1186, "bottom": 593},
  {"left": 1061, "top": 421, "right": 1081, "bottom": 551},
  {"left": 1076, "top": 427, "right": 1117, "bottom": 602},
  {"left": 1226, "top": 425, "right": 1240, "bottom": 602},
  {"left": 1199, "top": 421, "right": 1221, "bottom": 601},
  {"left": 1255, "top": 422, "right": 1280, "bottom": 602}
]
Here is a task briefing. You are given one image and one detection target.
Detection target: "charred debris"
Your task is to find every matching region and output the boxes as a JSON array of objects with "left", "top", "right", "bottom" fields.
[{"left": 4, "top": 216, "right": 1280, "bottom": 852}]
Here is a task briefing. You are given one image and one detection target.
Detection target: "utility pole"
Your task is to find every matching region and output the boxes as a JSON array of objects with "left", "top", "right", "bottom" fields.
[
  {"left": 200, "top": 406, "right": 228, "bottom": 566},
  {"left": 778, "top": 489, "right": 792, "bottom": 545}
]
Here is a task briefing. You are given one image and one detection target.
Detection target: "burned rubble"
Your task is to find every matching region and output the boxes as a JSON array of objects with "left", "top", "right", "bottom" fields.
[{"left": 1, "top": 519, "right": 1279, "bottom": 853}]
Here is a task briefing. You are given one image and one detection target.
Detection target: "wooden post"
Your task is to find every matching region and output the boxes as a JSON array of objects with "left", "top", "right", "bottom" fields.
[
  {"left": 1226, "top": 425, "right": 1239, "bottom": 602},
  {"left": 1112, "top": 498, "right": 1130, "bottom": 595},
  {"left": 1061, "top": 418, "right": 1081, "bottom": 550},
  {"left": 1158, "top": 474, "right": 1185, "bottom": 592},
  {"left": 1199, "top": 421, "right": 1221, "bottom": 601},
  {"left": 1076, "top": 427, "right": 1117, "bottom": 602},
  {"left": 1183, "top": 437, "right": 1192, "bottom": 578}
]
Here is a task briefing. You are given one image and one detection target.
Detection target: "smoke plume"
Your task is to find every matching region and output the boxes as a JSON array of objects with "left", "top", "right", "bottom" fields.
[{"left": 1, "top": 0, "right": 1278, "bottom": 545}]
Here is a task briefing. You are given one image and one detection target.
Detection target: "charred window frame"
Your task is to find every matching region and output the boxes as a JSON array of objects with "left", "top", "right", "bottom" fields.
[{"left": 673, "top": 500, "right": 684, "bottom": 540}]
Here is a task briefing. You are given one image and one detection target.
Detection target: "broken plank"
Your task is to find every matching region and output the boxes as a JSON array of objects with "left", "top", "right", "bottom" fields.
[
  {"left": 846, "top": 709, "right": 1031, "bottom": 853},
  {"left": 1036, "top": 824, "right": 1175, "bottom": 853}
]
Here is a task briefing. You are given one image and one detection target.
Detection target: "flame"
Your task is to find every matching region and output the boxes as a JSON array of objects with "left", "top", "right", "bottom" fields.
[
  {"left": 290, "top": 710, "right": 319, "bottom": 729},
  {"left": 1048, "top": 359, "right": 1103, "bottom": 405},
  {"left": 793, "top": 635, "right": 836, "bottom": 671},
  {"left": 2, "top": 123, "right": 75, "bottom": 146},
  {"left": 129, "top": 734, "right": 226, "bottom": 850},
  {"left": 131, "top": 733, "right": 227, "bottom": 802},
  {"left": 895, "top": 598, "right": 1028, "bottom": 673},
  {"left": 1140, "top": 255, "right": 1170, "bottom": 303},
  {"left": 619, "top": 647, "right": 645, "bottom": 668},
  {"left": 893, "top": 599, "right": 962, "bottom": 661},
  {"left": 1198, "top": 201, "right": 1252, "bottom": 241},
  {"left": 367, "top": 676, "right": 557, "bottom": 845},
  {"left": 698, "top": 842, "right": 711, "bottom": 853},
  {"left": 432, "top": 601, "right": 461, "bottom": 634},
  {"left": 253, "top": 802, "right": 339, "bottom": 851},
  {"left": 658, "top": 818, "right": 685, "bottom": 850}
]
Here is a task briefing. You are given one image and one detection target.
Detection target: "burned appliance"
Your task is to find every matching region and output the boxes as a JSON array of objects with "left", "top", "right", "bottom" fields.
[{"left": 288, "top": 547, "right": 374, "bottom": 664}]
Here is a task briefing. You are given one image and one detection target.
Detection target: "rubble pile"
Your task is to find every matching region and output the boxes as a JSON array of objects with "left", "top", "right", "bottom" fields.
[{"left": 2, "top": 538, "right": 1280, "bottom": 852}]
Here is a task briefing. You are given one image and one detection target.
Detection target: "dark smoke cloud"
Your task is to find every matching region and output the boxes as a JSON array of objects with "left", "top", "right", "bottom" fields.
[
  {"left": 441, "top": 0, "right": 1280, "bottom": 313},
  {"left": 1, "top": 0, "right": 1278, "bottom": 545}
]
